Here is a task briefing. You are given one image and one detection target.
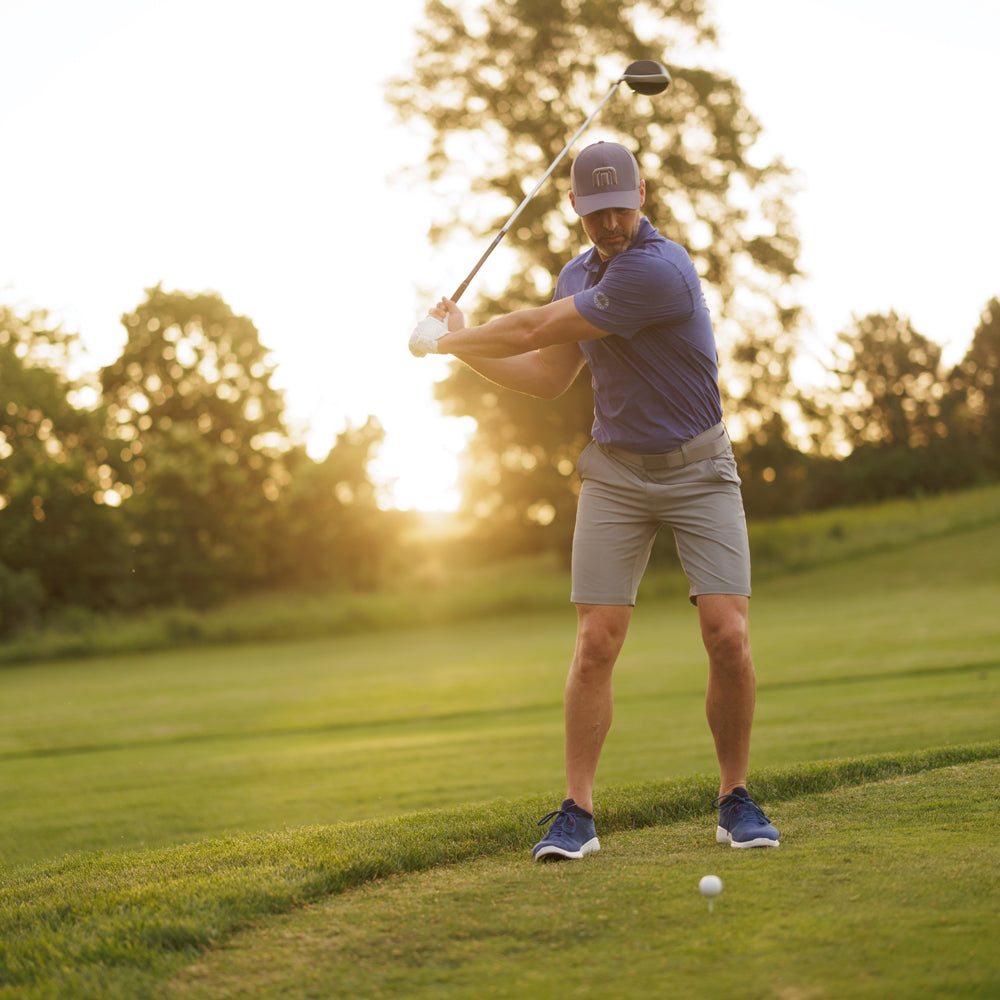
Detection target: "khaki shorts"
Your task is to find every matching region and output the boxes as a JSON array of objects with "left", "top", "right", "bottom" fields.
[{"left": 571, "top": 428, "right": 751, "bottom": 606}]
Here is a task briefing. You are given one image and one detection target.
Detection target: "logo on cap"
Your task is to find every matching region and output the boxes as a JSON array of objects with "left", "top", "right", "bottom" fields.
[{"left": 571, "top": 141, "right": 642, "bottom": 216}]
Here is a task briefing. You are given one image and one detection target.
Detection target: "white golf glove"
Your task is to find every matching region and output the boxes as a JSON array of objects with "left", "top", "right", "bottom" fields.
[{"left": 409, "top": 316, "right": 447, "bottom": 358}]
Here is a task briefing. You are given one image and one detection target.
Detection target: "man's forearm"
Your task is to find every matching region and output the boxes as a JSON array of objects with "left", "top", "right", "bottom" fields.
[
  {"left": 437, "top": 309, "right": 541, "bottom": 359},
  {"left": 421, "top": 296, "right": 591, "bottom": 396},
  {"left": 452, "top": 341, "right": 585, "bottom": 399}
]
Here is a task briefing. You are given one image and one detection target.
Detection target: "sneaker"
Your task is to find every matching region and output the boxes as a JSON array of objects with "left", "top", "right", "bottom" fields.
[
  {"left": 714, "top": 787, "right": 780, "bottom": 848},
  {"left": 532, "top": 799, "right": 600, "bottom": 861}
]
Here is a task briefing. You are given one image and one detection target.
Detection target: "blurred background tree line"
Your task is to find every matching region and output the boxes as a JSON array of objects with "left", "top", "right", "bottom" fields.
[
  {"left": 0, "top": 294, "right": 409, "bottom": 635},
  {"left": 2, "top": 0, "right": 999, "bottom": 635}
]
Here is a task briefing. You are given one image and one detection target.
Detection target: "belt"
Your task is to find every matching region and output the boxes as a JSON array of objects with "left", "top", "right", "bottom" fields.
[{"left": 601, "top": 423, "right": 730, "bottom": 470}]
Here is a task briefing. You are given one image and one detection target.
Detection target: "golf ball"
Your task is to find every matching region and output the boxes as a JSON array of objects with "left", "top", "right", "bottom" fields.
[{"left": 698, "top": 875, "right": 723, "bottom": 898}]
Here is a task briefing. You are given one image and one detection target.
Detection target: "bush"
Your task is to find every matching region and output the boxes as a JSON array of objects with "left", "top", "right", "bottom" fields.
[{"left": 0, "top": 561, "right": 46, "bottom": 637}]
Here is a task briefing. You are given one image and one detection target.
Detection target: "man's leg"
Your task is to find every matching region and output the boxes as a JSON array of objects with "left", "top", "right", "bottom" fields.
[
  {"left": 564, "top": 602, "right": 632, "bottom": 814},
  {"left": 697, "top": 594, "right": 756, "bottom": 797},
  {"left": 700, "top": 594, "right": 780, "bottom": 847}
]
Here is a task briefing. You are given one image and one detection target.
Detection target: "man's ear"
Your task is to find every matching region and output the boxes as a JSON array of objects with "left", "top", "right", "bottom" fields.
[
  {"left": 569, "top": 191, "right": 577, "bottom": 212},
  {"left": 638, "top": 179, "right": 646, "bottom": 208}
]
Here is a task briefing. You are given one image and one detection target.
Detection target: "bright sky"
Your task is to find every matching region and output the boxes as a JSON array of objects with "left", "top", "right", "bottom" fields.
[{"left": 2, "top": 0, "right": 997, "bottom": 510}]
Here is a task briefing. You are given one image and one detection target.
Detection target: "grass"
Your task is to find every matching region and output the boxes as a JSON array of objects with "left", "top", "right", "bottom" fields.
[
  {"left": 2, "top": 518, "right": 997, "bottom": 868},
  {"left": 745, "top": 480, "right": 1000, "bottom": 577},
  {"left": 3, "top": 748, "right": 998, "bottom": 1000},
  {"left": 167, "top": 758, "right": 1000, "bottom": 1000},
  {"left": 1, "top": 485, "right": 999, "bottom": 997}
]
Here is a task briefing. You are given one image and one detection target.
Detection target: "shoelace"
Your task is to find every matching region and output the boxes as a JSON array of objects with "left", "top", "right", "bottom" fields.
[
  {"left": 712, "top": 792, "right": 771, "bottom": 824},
  {"left": 537, "top": 808, "right": 577, "bottom": 833}
]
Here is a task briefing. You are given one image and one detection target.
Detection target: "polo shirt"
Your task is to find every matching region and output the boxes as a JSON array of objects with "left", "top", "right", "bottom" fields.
[{"left": 554, "top": 217, "right": 723, "bottom": 452}]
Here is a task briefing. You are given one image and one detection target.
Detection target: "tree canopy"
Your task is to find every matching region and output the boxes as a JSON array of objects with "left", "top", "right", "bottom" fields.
[
  {"left": 0, "top": 307, "right": 129, "bottom": 629},
  {"left": 389, "top": 0, "right": 804, "bottom": 552},
  {"left": 100, "top": 287, "right": 291, "bottom": 601}
]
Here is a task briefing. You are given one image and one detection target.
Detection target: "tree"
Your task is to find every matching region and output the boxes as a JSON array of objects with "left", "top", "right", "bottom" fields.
[
  {"left": 443, "top": 367, "right": 594, "bottom": 555},
  {"left": 101, "top": 287, "right": 290, "bottom": 604},
  {"left": 818, "top": 310, "right": 982, "bottom": 503},
  {"left": 270, "top": 418, "right": 412, "bottom": 591},
  {"left": 0, "top": 307, "right": 131, "bottom": 629},
  {"left": 832, "top": 311, "right": 945, "bottom": 451},
  {"left": 390, "top": 0, "right": 803, "bottom": 552},
  {"left": 948, "top": 296, "right": 1000, "bottom": 474}
]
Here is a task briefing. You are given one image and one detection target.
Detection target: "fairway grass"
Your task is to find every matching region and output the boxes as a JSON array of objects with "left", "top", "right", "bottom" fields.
[{"left": 2, "top": 520, "right": 998, "bottom": 868}]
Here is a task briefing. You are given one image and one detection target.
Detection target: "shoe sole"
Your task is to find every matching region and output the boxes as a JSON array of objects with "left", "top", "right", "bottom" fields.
[
  {"left": 532, "top": 837, "right": 600, "bottom": 861},
  {"left": 716, "top": 826, "right": 779, "bottom": 848}
]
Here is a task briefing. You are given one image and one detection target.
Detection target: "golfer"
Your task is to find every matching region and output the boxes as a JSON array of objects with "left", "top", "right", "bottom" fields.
[{"left": 410, "top": 141, "right": 779, "bottom": 858}]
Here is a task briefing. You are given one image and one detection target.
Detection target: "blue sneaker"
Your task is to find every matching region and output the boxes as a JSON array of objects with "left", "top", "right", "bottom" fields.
[
  {"left": 714, "top": 787, "right": 780, "bottom": 848},
  {"left": 532, "top": 799, "right": 600, "bottom": 861}
]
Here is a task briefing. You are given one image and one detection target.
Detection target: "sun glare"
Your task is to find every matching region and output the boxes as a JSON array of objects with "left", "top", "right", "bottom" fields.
[{"left": 371, "top": 414, "right": 475, "bottom": 513}]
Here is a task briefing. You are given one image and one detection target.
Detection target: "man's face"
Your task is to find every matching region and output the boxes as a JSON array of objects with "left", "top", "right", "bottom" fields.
[{"left": 572, "top": 179, "right": 646, "bottom": 260}]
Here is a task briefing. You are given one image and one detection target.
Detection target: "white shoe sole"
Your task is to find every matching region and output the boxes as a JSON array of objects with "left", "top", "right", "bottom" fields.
[
  {"left": 717, "top": 825, "right": 779, "bottom": 848},
  {"left": 533, "top": 837, "right": 600, "bottom": 861}
]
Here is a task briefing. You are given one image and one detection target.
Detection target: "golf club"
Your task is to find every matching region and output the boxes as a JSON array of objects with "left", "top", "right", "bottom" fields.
[{"left": 448, "top": 59, "right": 671, "bottom": 303}]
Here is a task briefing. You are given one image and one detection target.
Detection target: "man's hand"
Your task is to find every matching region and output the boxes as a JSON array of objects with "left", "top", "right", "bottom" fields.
[
  {"left": 410, "top": 298, "right": 466, "bottom": 358},
  {"left": 431, "top": 298, "right": 465, "bottom": 333},
  {"left": 409, "top": 316, "right": 446, "bottom": 357}
]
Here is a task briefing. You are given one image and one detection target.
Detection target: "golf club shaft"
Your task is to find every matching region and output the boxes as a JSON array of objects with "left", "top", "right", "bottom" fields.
[{"left": 449, "top": 78, "right": 624, "bottom": 303}]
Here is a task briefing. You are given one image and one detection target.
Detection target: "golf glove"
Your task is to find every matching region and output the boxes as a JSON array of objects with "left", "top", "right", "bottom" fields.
[{"left": 409, "top": 316, "right": 447, "bottom": 357}]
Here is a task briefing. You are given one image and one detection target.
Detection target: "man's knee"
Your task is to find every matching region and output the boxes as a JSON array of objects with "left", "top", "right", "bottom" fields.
[
  {"left": 574, "top": 604, "right": 632, "bottom": 674},
  {"left": 698, "top": 596, "right": 751, "bottom": 665}
]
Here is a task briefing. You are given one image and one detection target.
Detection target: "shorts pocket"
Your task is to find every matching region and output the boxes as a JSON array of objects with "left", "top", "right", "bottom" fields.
[{"left": 709, "top": 452, "right": 742, "bottom": 486}]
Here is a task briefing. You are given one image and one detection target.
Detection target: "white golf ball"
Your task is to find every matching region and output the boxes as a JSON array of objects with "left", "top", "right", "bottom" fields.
[{"left": 698, "top": 875, "right": 723, "bottom": 898}]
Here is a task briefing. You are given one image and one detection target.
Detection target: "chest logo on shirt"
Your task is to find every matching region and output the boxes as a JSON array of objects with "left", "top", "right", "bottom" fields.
[
  {"left": 593, "top": 167, "right": 618, "bottom": 187},
  {"left": 593, "top": 291, "right": 610, "bottom": 310}
]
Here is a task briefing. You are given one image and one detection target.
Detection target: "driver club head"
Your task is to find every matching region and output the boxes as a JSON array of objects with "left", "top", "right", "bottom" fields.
[{"left": 622, "top": 59, "right": 671, "bottom": 95}]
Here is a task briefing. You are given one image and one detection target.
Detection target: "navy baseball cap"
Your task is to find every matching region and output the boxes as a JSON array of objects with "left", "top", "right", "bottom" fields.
[{"left": 571, "top": 142, "right": 642, "bottom": 216}]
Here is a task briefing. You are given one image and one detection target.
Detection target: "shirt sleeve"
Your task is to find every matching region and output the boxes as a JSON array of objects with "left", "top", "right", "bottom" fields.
[{"left": 573, "top": 250, "right": 701, "bottom": 339}]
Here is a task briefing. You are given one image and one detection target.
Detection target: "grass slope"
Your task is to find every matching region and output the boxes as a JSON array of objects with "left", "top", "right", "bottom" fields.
[
  {"left": 2, "top": 745, "right": 998, "bottom": 1000},
  {"left": 169, "top": 759, "right": 1000, "bottom": 1000}
]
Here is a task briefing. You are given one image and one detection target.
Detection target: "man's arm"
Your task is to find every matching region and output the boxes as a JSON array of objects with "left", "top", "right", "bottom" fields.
[
  {"left": 436, "top": 295, "right": 607, "bottom": 359},
  {"left": 453, "top": 341, "right": 587, "bottom": 399},
  {"left": 429, "top": 295, "right": 605, "bottom": 399}
]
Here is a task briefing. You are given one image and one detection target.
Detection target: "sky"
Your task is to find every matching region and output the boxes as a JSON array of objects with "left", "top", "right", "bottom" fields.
[{"left": 2, "top": 0, "right": 997, "bottom": 510}]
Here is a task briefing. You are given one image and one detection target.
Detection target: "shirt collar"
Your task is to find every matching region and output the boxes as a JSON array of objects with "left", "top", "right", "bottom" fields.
[{"left": 581, "top": 216, "right": 656, "bottom": 274}]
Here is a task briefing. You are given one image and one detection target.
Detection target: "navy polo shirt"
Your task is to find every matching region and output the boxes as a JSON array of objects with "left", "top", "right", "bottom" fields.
[{"left": 554, "top": 217, "right": 723, "bottom": 453}]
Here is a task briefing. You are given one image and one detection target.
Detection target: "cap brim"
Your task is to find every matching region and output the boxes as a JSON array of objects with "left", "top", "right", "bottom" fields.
[{"left": 573, "top": 189, "right": 642, "bottom": 216}]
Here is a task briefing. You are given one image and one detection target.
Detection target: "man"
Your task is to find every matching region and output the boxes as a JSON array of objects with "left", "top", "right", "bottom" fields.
[{"left": 409, "top": 141, "right": 779, "bottom": 859}]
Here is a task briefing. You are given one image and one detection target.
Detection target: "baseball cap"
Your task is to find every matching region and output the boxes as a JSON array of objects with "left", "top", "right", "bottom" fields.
[{"left": 570, "top": 141, "right": 641, "bottom": 216}]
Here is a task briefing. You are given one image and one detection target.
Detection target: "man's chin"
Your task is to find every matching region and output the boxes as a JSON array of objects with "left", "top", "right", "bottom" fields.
[{"left": 598, "top": 238, "right": 630, "bottom": 257}]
